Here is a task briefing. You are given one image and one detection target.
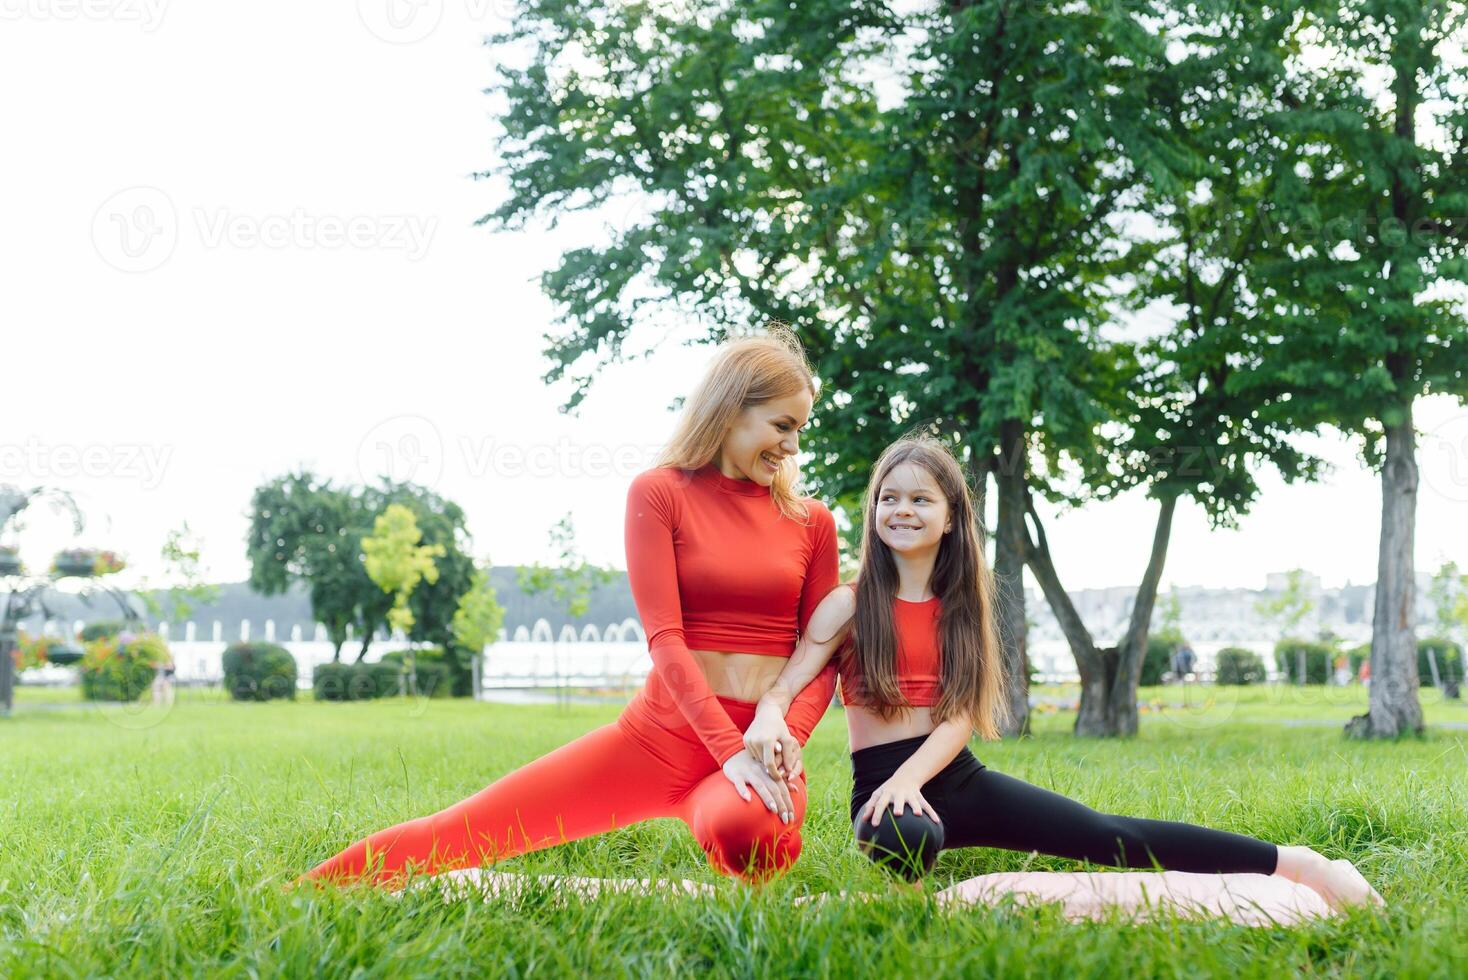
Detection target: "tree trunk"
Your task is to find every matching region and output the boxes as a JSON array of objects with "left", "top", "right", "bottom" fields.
[
  {"left": 992, "top": 419, "right": 1031, "bottom": 737},
  {"left": 1025, "top": 491, "right": 1177, "bottom": 737},
  {"left": 1346, "top": 401, "right": 1425, "bottom": 738}
]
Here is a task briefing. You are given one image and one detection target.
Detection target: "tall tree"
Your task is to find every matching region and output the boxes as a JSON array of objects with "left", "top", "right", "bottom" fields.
[
  {"left": 1238, "top": 0, "right": 1468, "bottom": 737},
  {"left": 484, "top": 0, "right": 1184, "bottom": 735}
]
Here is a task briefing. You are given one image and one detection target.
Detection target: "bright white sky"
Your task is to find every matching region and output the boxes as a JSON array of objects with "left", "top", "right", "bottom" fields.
[{"left": 2, "top": 2, "right": 1465, "bottom": 597}]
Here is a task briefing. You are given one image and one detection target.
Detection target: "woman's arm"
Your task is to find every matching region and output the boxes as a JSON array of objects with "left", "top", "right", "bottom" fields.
[
  {"left": 624, "top": 471, "right": 747, "bottom": 766},
  {"left": 858, "top": 713, "right": 974, "bottom": 826}
]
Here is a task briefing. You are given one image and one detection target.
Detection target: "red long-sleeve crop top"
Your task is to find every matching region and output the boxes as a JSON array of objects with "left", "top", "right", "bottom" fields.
[
  {"left": 839, "top": 596, "right": 943, "bottom": 708},
  {"left": 625, "top": 463, "right": 841, "bottom": 765}
]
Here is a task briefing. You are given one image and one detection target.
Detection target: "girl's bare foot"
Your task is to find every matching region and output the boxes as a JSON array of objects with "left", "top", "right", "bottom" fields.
[{"left": 1274, "top": 846, "right": 1385, "bottom": 911}]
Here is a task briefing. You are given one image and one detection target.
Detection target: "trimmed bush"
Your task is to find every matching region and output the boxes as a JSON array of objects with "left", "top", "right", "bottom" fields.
[
  {"left": 379, "top": 648, "right": 455, "bottom": 698},
  {"left": 1418, "top": 639, "right": 1463, "bottom": 689},
  {"left": 1274, "top": 640, "right": 1335, "bottom": 684},
  {"left": 79, "top": 632, "right": 168, "bottom": 701},
  {"left": 222, "top": 642, "right": 298, "bottom": 701},
  {"left": 1142, "top": 637, "right": 1173, "bottom": 686},
  {"left": 1215, "top": 646, "right": 1266, "bottom": 685},
  {"left": 312, "top": 661, "right": 418, "bottom": 701}
]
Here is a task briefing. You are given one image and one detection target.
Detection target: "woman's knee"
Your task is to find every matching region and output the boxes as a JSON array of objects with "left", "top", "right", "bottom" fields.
[
  {"left": 855, "top": 809, "right": 944, "bottom": 881},
  {"left": 696, "top": 797, "right": 803, "bottom": 881}
]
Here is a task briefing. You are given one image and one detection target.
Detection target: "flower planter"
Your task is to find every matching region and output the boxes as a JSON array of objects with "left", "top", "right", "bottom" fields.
[
  {"left": 45, "top": 643, "right": 85, "bottom": 667},
  {"left": 50, "top": 548, "right": 125, "bottom": 578}
]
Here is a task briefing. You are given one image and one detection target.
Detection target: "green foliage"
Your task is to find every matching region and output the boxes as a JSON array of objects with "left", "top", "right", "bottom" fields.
[
  {"left": 79, "top": 632, "right": 168, "bottom": 701},
  {"left": 79, "top": 621, "right": 129, "bottom": 642},
  {"left": 379, "top": 648, "right": 454, "bottom": 699},
  {"left": 1274, "top": 640, "right": 1337, "bottom": 685},
  {"left": 1254, "top": 570, "right": 1316, "bottom": 641},
  {"left": 247, "top": 471, "right": 477, "bottom": 663},
  {"left": 135, "top": 522, "right": 223, "bottom": 623},
  {"left": 1417, "top": 639, "right": 1463, "bottom": 689},
  {"left": 1214, "top": 647, "right": 1266, "bottom": 686},
  {"left": 362, "top": 503, "right": 446, "bottom": 637},
  {"left": 311, "top": 662, "right": 411, "bottom": 702},
  {"left": 1141, "top": 637, "right": 1173, "bottom": 687},
  {"left": 221, "top": 642, "right": 298, "bottom": 702},
  {"left": 516, "top": 515, "right": 616, "bottom": 620}
]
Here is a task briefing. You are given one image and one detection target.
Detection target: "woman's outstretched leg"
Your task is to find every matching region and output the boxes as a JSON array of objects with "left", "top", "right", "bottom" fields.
[{"left": 299, "top": 722, "right": 673, "bottom": 889}]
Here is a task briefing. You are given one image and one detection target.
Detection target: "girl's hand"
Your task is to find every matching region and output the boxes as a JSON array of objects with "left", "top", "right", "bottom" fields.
[
  {"left": 858, "top": 775, "right": 941, "bottom": 827},
  {"left": 744, "top": 704, "right": 802, "bottom": 781},
  {"left": 722, "top": 752, "right": 796, "bottom": 824}
]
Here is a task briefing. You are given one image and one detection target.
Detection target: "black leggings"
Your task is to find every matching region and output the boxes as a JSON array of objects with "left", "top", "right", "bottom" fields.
[{"left": 849, "top": 735, "right": 1279, "bottom": 881}]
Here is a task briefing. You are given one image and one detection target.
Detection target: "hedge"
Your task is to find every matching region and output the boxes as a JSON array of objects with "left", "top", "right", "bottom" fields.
[{"left": 222, "top": 642, "right": 298, "bottom": 701}]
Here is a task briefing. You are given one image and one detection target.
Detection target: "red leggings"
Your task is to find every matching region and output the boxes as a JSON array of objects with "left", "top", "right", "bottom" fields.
[{"left": 301, "top": 693, "right": 807, "bottom": 888}]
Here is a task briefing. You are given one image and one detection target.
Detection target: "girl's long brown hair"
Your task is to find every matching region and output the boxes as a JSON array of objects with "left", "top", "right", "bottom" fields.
[
  {"left": 845, "top": 436, "right": 1010, "bottom": 739},
  {"left": 656, "top": 324, "right": 817, "bottom": 521}
]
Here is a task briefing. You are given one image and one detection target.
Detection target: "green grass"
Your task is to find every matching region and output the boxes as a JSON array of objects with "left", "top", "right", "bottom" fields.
[{"left": 1, "top": 689, "right": 1464, "bottom": 977}]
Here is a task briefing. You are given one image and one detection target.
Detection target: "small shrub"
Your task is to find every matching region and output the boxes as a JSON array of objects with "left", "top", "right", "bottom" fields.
[
  {"left": 1274, "top": 640, "right": 1335, "bottom": 684},
  {"left": 80, "top": 620, "right": 129, "bottom": 642},
  {"left": 1417, "top": 639, "right": 1463, "bottom": 689},
  {"left": 312, "top": 661, "right": 415, "bottom": 701},
  {"left": 380, "top": 648, "right": 454, "bottom": 698},
  {"left": 1142, "top": 637, "right": 1173, "bottom": 686},
  {"left": 222, "top": 642, "right": 298, "bottom": 701},
  {"left": 1215, "top": 646, "right": 1266, "bottom": 685},
  {"left": 79, "top": 632, "right": 168, "bottom": 701}
]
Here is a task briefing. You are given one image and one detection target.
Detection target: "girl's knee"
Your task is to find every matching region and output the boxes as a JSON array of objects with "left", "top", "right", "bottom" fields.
[{"left": 855, "top": 809, "right": 944, "bottom": 881}]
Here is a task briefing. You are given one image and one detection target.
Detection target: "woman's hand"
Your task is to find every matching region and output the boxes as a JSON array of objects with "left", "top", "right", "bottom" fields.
[
  {"left": 744, "top": 703, "right": 803, "bottom": 782},
  {"left": 722, "top": 752, "right": 797, "bottom": 824},
  {"left": 858, "top": 774, "right": 941, "bottom": 827}
]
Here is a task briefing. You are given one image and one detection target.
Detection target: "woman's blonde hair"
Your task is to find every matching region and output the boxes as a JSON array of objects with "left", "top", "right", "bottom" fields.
[{"left": 656, "top": 324, "right": 817, "bottom": 520}]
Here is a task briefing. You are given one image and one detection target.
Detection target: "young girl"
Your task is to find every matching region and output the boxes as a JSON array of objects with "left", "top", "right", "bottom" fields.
[
  {"left": 745, "top": 436, "right": 1384, "bottom": 910},
  {"left": 298, "top": 329, "right": 837, "bottom": 889}
]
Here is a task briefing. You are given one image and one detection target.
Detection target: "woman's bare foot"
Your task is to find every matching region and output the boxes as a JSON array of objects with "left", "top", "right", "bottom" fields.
[{"left": 1274, "top": 846, "right": 1385, "bottom": 911}]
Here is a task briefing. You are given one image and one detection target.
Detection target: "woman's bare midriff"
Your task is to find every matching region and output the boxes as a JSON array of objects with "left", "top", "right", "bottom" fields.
[
  {"left": 845, "top": 703, "right": 938, "bottom": 752},
  {"left": 689, "top": 649, "right": 790, "bottom": 703}
]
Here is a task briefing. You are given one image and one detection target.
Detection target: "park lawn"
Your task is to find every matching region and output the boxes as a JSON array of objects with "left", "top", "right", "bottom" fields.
[{"left": 0, "top": 695, "right": 1463, "bottom": 978}]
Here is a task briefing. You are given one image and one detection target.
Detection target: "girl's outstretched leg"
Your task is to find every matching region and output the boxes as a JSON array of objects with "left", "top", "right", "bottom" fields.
[{"left": 300, "top": 722, "right": 672, "bottom": 889}]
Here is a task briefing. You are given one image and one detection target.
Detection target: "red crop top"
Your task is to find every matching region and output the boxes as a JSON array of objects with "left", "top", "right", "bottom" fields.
[
  {"left": 625, "top": 463, "right": 841, "bottom": 764},
  {"left": 839, "top": 596, "right": 943, "bottom": 708}
]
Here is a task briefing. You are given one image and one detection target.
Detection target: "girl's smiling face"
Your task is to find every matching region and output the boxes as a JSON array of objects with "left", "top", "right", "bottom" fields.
[{"left": 874, "top": 461, "right": 951, "bottom": 554}]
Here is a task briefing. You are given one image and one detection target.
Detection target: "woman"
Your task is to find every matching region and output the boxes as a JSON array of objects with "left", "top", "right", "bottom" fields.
[
  {"left": 746, "top": 436, "right": 1384, "bottom": 910},
  {"left": 298, "top": 328, "right": 839, "bottom": 888}
]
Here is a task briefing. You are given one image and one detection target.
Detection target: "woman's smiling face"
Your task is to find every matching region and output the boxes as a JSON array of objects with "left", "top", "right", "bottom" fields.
[
  {"left": 717, "top": 389, "right": 813, "bottom": 486},
  {"left": 874, "top": 461, "right": 951, "bottom": 554}
]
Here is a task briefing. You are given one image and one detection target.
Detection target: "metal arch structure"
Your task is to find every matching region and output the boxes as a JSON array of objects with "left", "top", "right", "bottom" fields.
[{"left": 1, "top": 484, "right": 143, "bottom": 716}]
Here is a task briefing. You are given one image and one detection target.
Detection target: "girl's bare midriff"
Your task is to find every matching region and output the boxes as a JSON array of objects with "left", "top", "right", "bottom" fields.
[
  {"left": 690, "top": 649, "right": 790, "bottom": 703},
  {"left": 846, "top": 704, "right": 938, "bottom": 752}
]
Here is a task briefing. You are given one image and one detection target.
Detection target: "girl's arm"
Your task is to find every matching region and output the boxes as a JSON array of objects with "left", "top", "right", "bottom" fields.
[
  {"left": 744, "top": 585, "right": 856, "bottom": 779},
  {"left": 858, "top": 712, "right": 975, "bottom": 826}
]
